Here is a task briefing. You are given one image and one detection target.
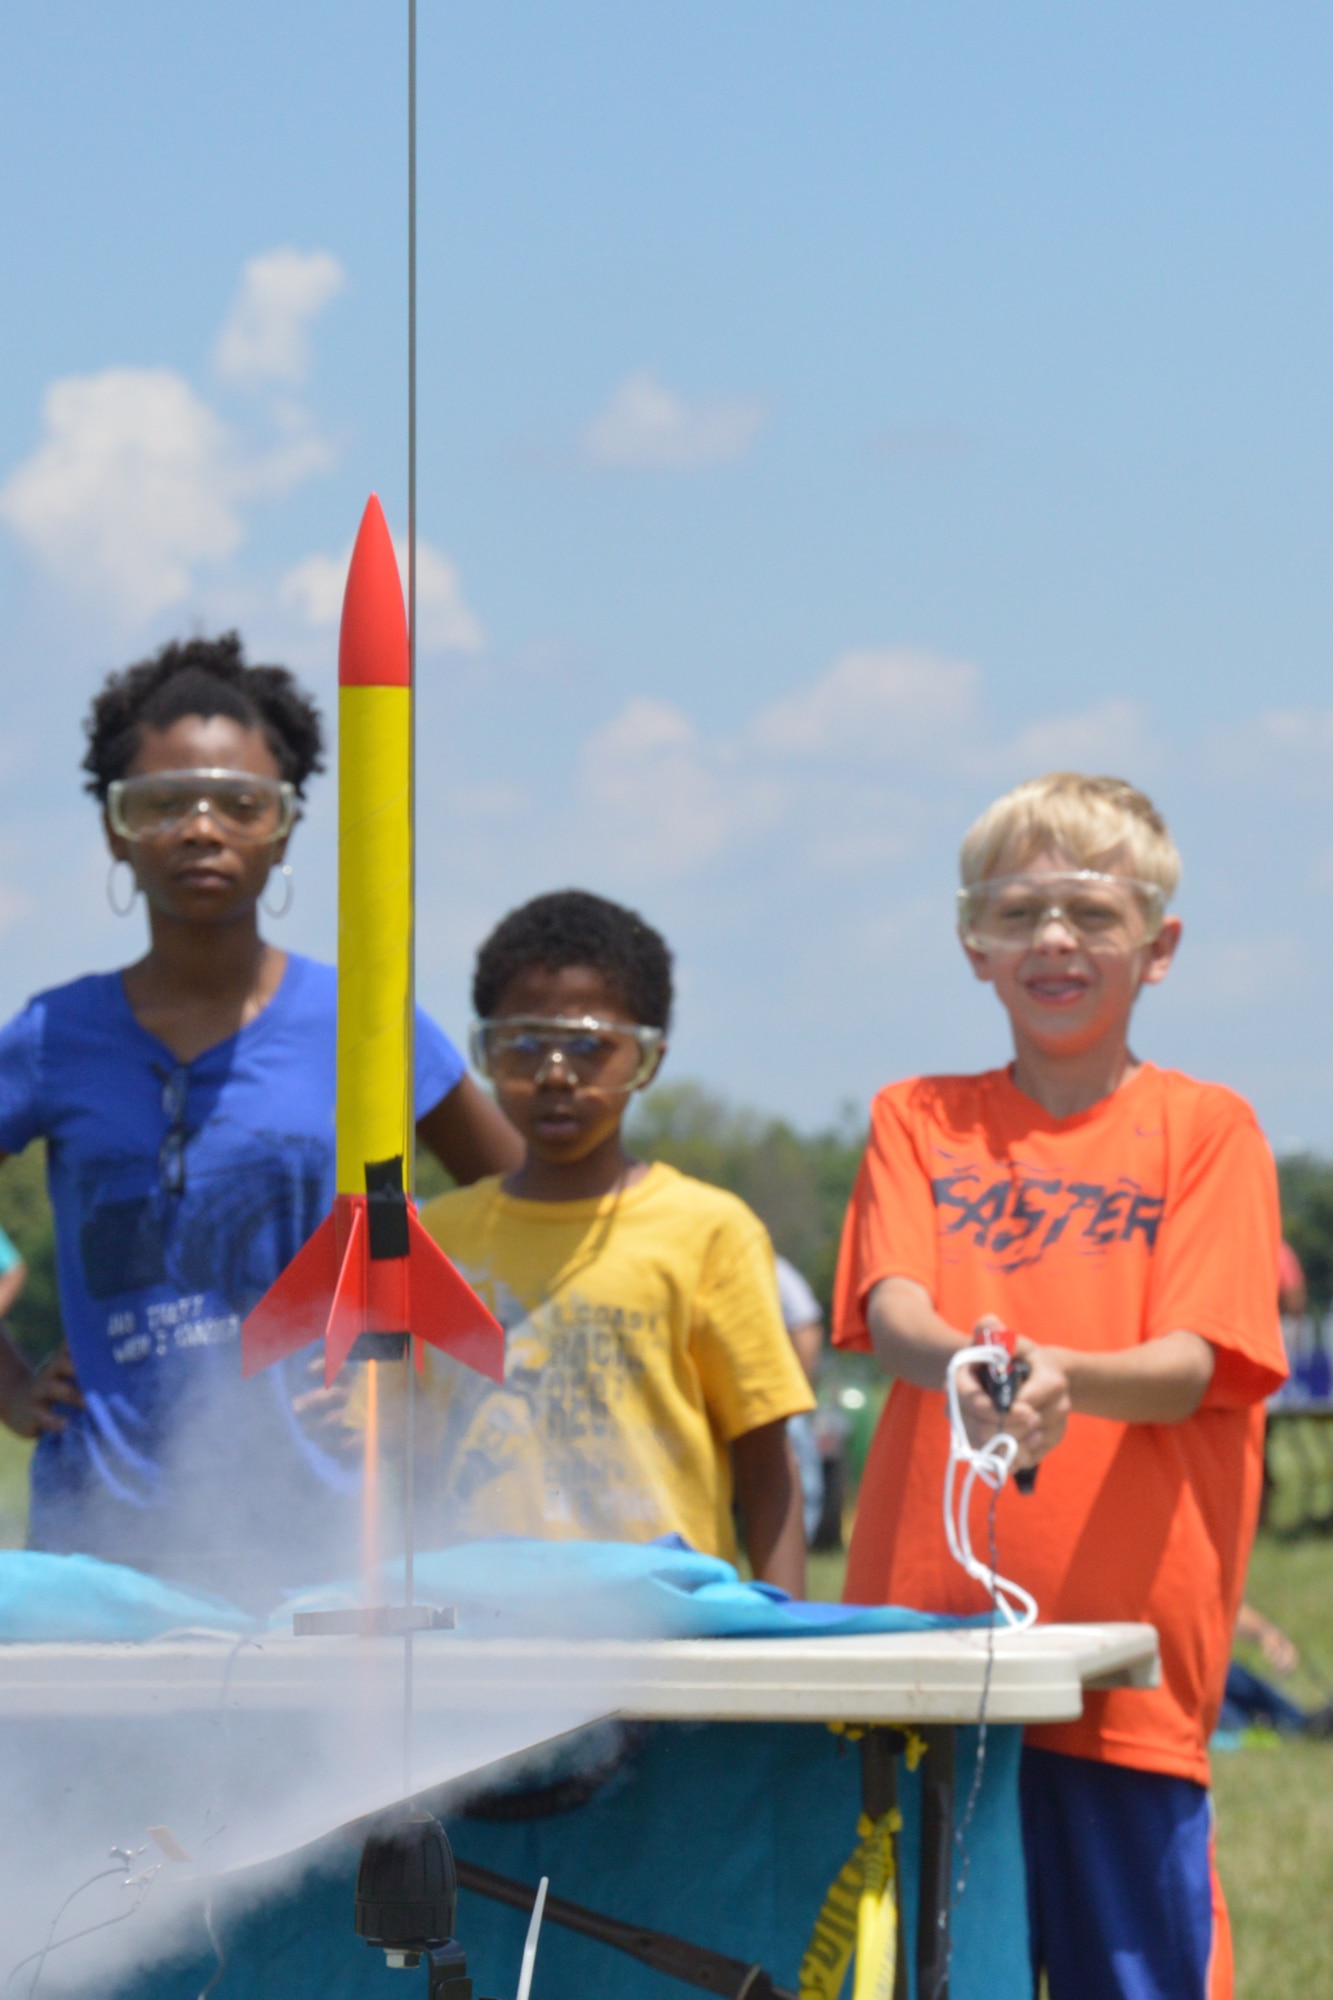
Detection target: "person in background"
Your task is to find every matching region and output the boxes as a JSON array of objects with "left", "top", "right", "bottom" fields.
[
  {"left": 395, "top": 889, "right": 814, "bottom": 1593},
  {"left": 0, "top": 1224, "right": 27, "bottom": 1328},
  {"left": 1274, "top": 1239, "right": 1330, "bottom": 1399},
  {"left": 1277, "top": 1241, "right": 1307, "bottom": 1322},
  {"left": 775, "top": 1255, "right": 825, "bottom": 1547},
  {"left": 0, "top": 634, "right": 520, "bottom": 1599}
]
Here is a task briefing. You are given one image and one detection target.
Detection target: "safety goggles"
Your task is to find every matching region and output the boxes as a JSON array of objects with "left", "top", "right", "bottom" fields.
[
  {"left": 956, "top": 871, "right": 1166, "bottom": 952},
  {"left": 106, "top": 769, "right": 296, "bottom": 845},
  {"left": 470, "top": 1016, "right": 665, "bottom": 1091}
]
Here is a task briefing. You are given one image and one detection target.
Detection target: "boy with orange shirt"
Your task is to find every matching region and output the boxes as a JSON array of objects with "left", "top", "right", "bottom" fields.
[{"left": 834, "top": 774, "right": 1286, "bottom": 2000}]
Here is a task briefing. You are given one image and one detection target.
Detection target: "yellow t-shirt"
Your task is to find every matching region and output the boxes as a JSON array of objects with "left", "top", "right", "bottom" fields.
[{"left": 401, "top": 1162, "right": 814, "bottom": 1560}]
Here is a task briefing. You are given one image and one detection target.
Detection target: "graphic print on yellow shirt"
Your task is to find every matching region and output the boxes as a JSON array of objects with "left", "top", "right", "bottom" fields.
[{"left": 398, "top": 1162, "right": 814, "bottom": 1560}]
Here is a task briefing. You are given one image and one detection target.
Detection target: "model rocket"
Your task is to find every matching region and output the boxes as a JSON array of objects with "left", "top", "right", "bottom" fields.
[{"left": 242, "top": 496, "right": 504, "bottom": 1389}]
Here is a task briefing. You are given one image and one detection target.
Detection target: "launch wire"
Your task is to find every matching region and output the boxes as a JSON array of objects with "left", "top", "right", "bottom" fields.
[
  {"left": 925, "top": 1341, "right": 1037, "bottom": 2000},
  {"left": 2, "top": 1851, "right": 161, "bottom": 2000},
  {"left": 402, "top": 0, "right": 420, "bottom": 1801},
  {"left": 197, "top": 1893, "right": 227, "bottom": 2000},
  {"left": 923, "top": 1485, "right": 1002, "bottom": 2000},
  {"left": 942, "top": 1343, "right": 1036, "bottom": 1630}
]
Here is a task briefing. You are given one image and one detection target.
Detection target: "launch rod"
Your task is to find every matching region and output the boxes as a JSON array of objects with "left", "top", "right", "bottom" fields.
[
  {"left": 403, "top": 0, "right": 419, "bottom": 1799},
  {"left": 453, "top": 1858, "right": 794, "bottom": 2000}
]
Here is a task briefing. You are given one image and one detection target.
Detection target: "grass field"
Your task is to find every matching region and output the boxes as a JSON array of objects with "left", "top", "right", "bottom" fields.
[{"left": 1, "top": 1430, "right": 1331, "bottom": 1993}]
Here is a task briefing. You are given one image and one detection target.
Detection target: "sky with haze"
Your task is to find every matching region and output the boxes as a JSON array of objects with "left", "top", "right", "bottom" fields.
[{"left": 2, "top": 4, "right": 1333, "bottom": 1143}]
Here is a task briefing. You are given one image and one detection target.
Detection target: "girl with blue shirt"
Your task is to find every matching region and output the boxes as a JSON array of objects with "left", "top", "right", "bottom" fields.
[{"left": 0, "top": 634, "right": 520, "bottom": 1598}]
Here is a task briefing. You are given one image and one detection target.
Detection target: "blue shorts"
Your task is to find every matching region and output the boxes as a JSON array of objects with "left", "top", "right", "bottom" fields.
[{"left": 1020, "top": 1746, "right": 1231, "bottom": 2000}]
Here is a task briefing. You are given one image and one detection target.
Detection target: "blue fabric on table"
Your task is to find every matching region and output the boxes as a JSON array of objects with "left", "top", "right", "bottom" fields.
[
  {"left": 278, "top": 1534, "right": 982, "bottom": 1641},
  {"left": 115, "top": 1721, "right": 1027, "bottom": 2000},
  {"left": 0, "top": 1536, "right": 981, "bottom": 1644},
  {"left": 0, "top": 1549, "right": 249, "bottom": 1641}
]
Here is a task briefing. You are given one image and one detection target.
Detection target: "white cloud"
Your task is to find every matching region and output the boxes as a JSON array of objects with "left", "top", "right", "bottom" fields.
[
  {"left": 412, "top": 541, "right": 485, "bottom": 653},
  {"left": 1204, "top": 706, "right": 1333, "bottom": 800},
  {"left": 279, "top": 535, "right": 484, "bottom": 654},
  {"left": 0, "top": 368, "right": 243, "bottom": 623},
  {"left": 579, "top": 698, "right": 779, "bottom": 874},
  {"left": 570, "top": 655, "right": 1174, "bottom": 887},
  {"left": 213, "top": 248, "right": 346, "bottom": 388},
  {"left": 581, "top": 370, "right": 766, "bottom": 470},
  {"left": 0, "top": 879, "right": 32, "bottom": 940},
  {"left": 1002, "top": 700, "right": 1155, "bottom": 776},
  {"left": 278, "top": 550, "right": 346, "bottom": 628},
  {"left": 751, "top": 649, "right": 979, "bottom": 760},
  {"left": 0, "top": 248, "right": 345, "bottom": 625}
]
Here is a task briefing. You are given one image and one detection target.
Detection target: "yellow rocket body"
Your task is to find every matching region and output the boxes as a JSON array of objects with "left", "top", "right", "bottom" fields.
[{"left": 336, "top": 685, "right": 413, "bottom": 1193}]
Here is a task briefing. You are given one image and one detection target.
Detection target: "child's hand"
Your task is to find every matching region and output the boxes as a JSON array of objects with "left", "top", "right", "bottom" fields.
[
  {"left": 291, "top": 1355, "right": 362, "bottom": 1466},
  {"left": 1006, "top": 1337, "right": 1072, "bottom": 1467},
  {"left": 0, "top": 1344, "right": 84, "bottom": 1440}
]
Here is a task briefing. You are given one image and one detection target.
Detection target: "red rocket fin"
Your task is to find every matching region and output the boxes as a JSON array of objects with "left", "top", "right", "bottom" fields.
[
  {"left": 241, "top": 1211, "right": 341, "bottom": 1378},
  {"left": 324, "top": 1199, "right": 370, "bottom": 1387},
  {"left": 242, "top": 1197, "right": 503, "bottom": 1386},
  {"left": 407, "top": 1209, "right": 506, "bottom": 1382}
]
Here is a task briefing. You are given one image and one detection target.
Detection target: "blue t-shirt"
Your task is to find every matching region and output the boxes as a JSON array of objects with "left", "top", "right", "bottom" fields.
[{"left": 0, "top": 954, "right": 464, "bottom": 1592}]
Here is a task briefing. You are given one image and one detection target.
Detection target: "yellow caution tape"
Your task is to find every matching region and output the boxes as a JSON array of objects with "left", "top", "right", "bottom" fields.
[{"left": 799, "top": 1808, "right": 902, "bottom": 2000}]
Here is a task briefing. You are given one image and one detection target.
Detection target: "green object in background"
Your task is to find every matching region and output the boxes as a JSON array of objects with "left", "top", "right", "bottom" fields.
[
  {"left": 0, "top": 1143, "right": 62, "bottom": 1364},
  {"left": 826, "top": 1378, "right": 886, "bottom": 1488},
  {"left": 0, "top": 1430, "right": 33, "bottom": 1550},
  {"left": 629, "top": 1080, "right": 866, "bottom": 1313}
]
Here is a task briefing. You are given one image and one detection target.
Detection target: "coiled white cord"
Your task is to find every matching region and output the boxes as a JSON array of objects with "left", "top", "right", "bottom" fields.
[{"left": 943, "top": 1342, "right": 1038, "bottom": 1630}]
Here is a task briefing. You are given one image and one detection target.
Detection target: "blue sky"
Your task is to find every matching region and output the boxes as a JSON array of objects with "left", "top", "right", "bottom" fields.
[{"left": 3, "top": 4, "right": 1333, "bottom": 1141}]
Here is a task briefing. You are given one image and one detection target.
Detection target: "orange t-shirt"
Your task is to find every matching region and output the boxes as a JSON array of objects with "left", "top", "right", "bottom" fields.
[{"left": 833, "top": 1063, "right": 1287, "bottom": 1784}]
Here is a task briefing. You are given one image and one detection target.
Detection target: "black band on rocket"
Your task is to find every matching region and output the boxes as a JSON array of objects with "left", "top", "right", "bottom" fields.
[{"left": 365, "top": 1155, "right": 411, "bottom": 1260}]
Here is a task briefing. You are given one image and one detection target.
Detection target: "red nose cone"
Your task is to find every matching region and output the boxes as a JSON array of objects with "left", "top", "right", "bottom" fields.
[{"left": 338, "top": 495, "right": 410, "bottom": 688}]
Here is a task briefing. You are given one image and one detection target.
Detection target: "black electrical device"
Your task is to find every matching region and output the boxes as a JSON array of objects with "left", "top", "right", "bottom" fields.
[
  {"left": 973, "top": 1353, "right": 1038, "bottom": 1493},
  {"left": 355, "top": 1809, "right": 495, "bottom": 2000}
]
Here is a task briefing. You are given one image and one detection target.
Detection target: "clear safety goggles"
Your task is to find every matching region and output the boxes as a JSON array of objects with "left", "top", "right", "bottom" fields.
[
  {"left": 107, "top": 768, "right": 296, "bottom": 845},
  {"left": 470, "top": 1016, "right": 665, "bottom": 1091},
  {"left": 957, "top": 871, "right": 1166, "bottom": 951}
]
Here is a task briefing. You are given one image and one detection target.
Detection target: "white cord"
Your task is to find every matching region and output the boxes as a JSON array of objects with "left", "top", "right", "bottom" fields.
[
  {"left": 943, "top": 1343, "right": 1038, "bottom": 1629},
  {"left": 515, "top": 1875, "right": 549, "bottom": 2000}
]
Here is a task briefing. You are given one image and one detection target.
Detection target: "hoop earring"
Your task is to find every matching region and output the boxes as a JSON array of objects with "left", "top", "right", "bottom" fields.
[
  {"left": 107, "top": 858, "right": 139, "bottom": 917},
  {"left": 262, "top": 863, "right": 294, "bottom": 919}
]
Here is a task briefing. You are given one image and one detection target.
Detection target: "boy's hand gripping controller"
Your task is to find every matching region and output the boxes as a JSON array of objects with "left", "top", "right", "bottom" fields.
[{"left": 972, "top": 1324, "right": 1037, "bottom": 1494}]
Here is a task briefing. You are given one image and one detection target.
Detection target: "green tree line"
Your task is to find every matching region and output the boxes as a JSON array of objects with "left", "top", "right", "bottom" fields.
[{"left": 5, "top": 1096, "right": 1330, "bottom": 1362}]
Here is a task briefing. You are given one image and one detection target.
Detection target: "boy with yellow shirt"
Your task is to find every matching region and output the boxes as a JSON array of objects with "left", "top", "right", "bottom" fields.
[{"left": 409, "top": 889, "right": 813, "bottom": 1592}]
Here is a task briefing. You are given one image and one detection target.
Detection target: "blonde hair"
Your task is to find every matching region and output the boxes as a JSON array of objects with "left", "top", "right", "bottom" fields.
[{"left": 959, "top": 773, "right": 1181, "bottom": 899}]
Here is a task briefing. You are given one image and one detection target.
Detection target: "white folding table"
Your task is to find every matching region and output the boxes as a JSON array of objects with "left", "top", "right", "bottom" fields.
[{"left": 0, "top": 1621, "right": 1157, "bottom": 1998}]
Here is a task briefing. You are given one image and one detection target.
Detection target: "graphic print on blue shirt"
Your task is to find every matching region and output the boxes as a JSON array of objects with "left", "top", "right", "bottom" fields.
[{"left": 0, "top": 954, "right": 464, "bottom": 1582}]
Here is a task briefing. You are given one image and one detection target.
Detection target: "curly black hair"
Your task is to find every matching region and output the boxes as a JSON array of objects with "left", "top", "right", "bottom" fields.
[
  {"left": 81, "top": 632, "right": 326, "bottom": 800},
  {"left": 473, "top": 889, "right": 674, "bottom": 1031}
]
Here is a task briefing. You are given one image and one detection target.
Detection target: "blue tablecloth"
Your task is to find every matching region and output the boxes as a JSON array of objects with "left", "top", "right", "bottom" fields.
[
  {"left": 114, "top": 1720, "right": 1027, "bottom": 2000},
  {"left": 0, "top": 1541, "right": 1027, "bottom": 2000}
]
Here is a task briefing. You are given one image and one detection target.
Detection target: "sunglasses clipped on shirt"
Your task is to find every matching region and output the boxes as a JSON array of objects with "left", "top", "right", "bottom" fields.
[{"left": 158, "top": 1066, "right": 189, "bottom": 1196}]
